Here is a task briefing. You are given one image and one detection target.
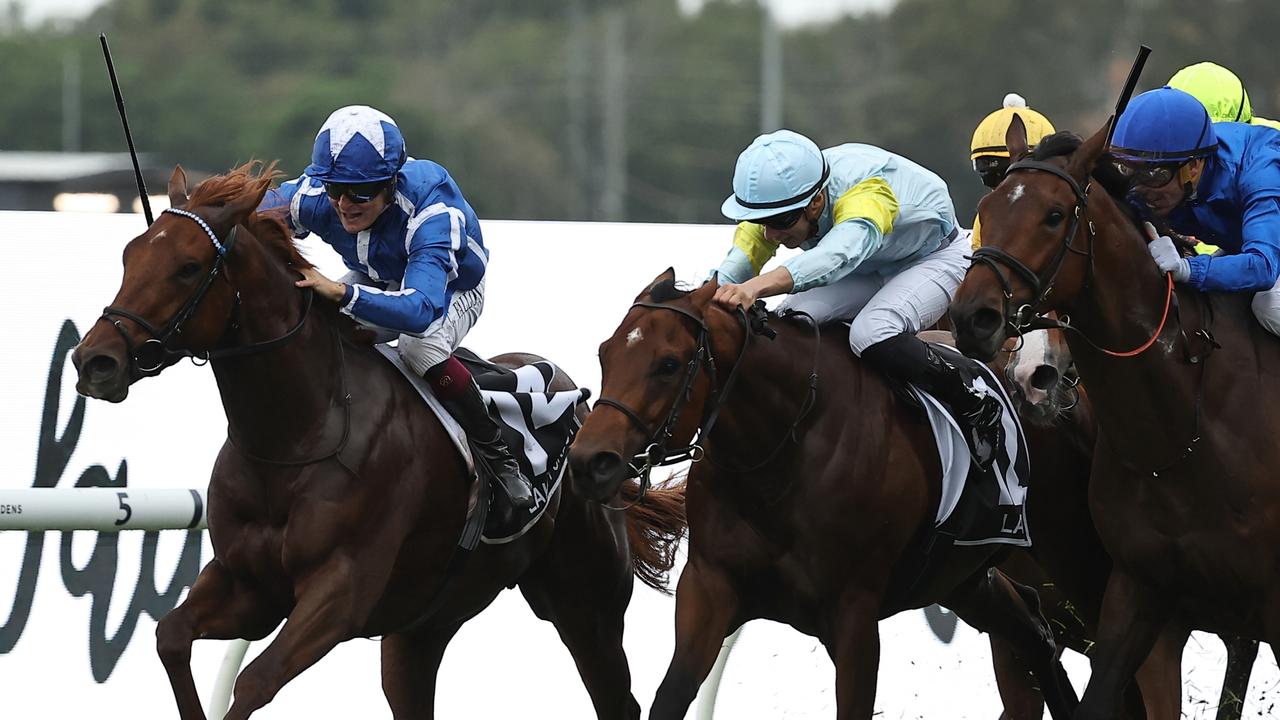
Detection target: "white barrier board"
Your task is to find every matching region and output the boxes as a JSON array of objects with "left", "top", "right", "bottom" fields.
[{"left": 1, "top": 211, "right": 1275, "bottom": 718}]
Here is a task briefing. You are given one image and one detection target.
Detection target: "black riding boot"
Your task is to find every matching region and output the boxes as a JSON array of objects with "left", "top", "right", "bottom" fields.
[
  {"left": 437, "top": 378, "right": 535, "bottom": 512},
  {"left": 861, "top": 332, "right": 1005, "bottom": 470}
]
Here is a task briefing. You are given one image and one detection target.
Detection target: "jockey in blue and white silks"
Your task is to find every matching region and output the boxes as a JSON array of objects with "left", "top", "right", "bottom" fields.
[
  {"left": 261, "top": 105, "right": 533, "bottom": 512},
  {"left": 714, "top": 129, "right": 1005, "bottom": 468},
  {"left": 1113, "top": 87, "right": 1280, "bottom": 336}
]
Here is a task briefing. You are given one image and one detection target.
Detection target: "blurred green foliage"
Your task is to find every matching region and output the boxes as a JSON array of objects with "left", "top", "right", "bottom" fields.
[{"left": 6, "top": 0, "right": 1278, "bottom": 223}]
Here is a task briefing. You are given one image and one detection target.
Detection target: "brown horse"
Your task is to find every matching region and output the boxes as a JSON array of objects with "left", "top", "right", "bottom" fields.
[
  {"left": 995, "top": 328, "right": 1258, "bottom": 720},
  {"left": 949, "top": 117, "right": 1279, "bottom": 720},
  {"left": 569, "top": 271, "right": 1079, "bottom": 720},
  {"left": 70, "top": 164, "right": 686, "bottom": 720}
]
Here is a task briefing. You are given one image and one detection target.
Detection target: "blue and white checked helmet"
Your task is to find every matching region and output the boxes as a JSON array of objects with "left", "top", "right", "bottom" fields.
[
  {"left": 721, "top": 129, "right": 829, "bottom": 221},
  {"left": 305, "top": 105, "right": 407, "bottom": 184}
]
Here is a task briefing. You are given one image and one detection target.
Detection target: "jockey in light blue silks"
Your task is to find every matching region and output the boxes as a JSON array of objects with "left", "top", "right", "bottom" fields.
[
  {"left": 713, "top": 130, "right": 1006, "bottom": 468},
  {"left": 1114, "top": 87, "right": 1280, "bottom": 335},
  {"left": 261, "top": 105, "right": 533, "bottom": 511}
]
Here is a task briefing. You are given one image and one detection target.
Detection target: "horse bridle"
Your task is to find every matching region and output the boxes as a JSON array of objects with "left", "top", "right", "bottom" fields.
[
  {"left": 969, "top": 159, "right": 1181, "bottom": 359},
  {"left": 969, "top": 159, "right": 1095, "bottom": 335},
  {"left": 594, "top": 300, "right": 819, "bottom": 509},
  {"left": 100, "top": 207, "right": 313, "bottom": 378}
]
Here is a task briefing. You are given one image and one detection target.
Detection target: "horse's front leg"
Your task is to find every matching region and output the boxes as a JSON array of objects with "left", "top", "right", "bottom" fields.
[
  {"left": 156, "top": 559, "right": 283, "bottom": 720},
  {"left": 1076, "top": 569, "right": 1172, "bottom": 720},
  {"left": 649, "top": 557, "right": 740, "bottom": 720},
  {"left": 222, "top": 551, "right": 389, "bottom": 720},
  {"left": 829, "top": 588, "right": 881, "bottom": 720}
]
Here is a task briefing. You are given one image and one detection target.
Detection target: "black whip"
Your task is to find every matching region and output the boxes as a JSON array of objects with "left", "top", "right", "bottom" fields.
[
  {"left": 1104, "top": 45, "right": 1153, "bottom": 151},
  {"left": 99, "top": 33, "right": 152, "bottom": 225}
]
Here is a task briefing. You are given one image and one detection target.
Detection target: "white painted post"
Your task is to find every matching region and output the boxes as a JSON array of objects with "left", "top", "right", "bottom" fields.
[
  {"left": 694, "top": 627, "right": 743, "bottom": 720},
  {"left": 207, "top": 639, "right": 250, "bottom": 719}
]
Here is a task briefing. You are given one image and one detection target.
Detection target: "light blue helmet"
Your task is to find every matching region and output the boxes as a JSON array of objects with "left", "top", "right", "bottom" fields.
[
  {"left": 305, "top": 105, "right": 407, "bottom": 184},
  {"left": 721, "top": 129, "right": 829, "bottom": 221},
  {"left": 1112, "top": 87, "right": 1218, "bottom": 164}
]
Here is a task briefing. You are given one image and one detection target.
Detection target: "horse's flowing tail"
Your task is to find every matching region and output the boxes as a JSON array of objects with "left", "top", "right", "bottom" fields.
[{"left": 622, "top": 475, "right": 687, "bottom": 594}]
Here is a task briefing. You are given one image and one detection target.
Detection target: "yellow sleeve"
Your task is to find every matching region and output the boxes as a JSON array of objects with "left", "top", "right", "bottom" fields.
[
  {"left": 732, "top": 222, "right": 780, "bottom": 276},
  {"left": 971, "top": 214, "right": 982, "bottom": 250},
  {"left": 832, "top": 177, "right": 899, "bottom": 236}
]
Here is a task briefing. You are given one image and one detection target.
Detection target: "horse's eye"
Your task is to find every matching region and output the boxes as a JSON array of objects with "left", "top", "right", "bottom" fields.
[
  {"left": 655, "top": 357, "right": 681, "bottom": 376},
  {"left": 176, "top": 262, "right": 202, "bottom": 280},
  {"left": 1045, "top": 210, "right": 1065, "bottom": 227}
]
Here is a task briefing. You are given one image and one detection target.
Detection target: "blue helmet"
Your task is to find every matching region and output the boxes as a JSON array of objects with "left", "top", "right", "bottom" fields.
[
  {"left": 1112, "top": 87, "right": 1218, "bottom": 164},
  {"left": 305, "top": 105, "right": 407, "bottom": 183}
]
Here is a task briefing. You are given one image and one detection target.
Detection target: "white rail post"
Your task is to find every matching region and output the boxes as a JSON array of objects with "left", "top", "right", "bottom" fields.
[
  {"left": 694, "top": 626, "right": 743, "bottom": 720},
  {"left": 207, "top": 639, "right": 251, "bottom": 719}
]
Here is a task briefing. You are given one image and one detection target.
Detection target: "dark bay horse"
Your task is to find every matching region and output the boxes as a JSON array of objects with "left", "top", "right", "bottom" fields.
[
  {"left": 569, "top": 270, "right": 1079, "bottom": 720},
  {"left": 70, "top": 164, "right": 686, "bottom": 719},
  {"left": 949, "top": 118, "right": 1280, "bottom": 719},
  {"left": 995, "top": 328, "right": 1258, "bottom": 720}
]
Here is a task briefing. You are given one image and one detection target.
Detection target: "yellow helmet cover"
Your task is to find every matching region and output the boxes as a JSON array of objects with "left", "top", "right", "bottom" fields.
[
  {"left": 1168, "top": 62, "right": 1254, "bottom": 124},
  {"left": 971, "top": 94, "right": 1056, "bottom": 160}
]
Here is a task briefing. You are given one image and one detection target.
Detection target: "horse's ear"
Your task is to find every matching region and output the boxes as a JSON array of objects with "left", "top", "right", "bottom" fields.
[
  {"left": 1069, "top": 119, "right": 1111, "bottom": 178},
  {"left": 1005, "top": 114, "right": 1029, "bottom": 160},
  {"left": 167, "top": 165, "right": 189, "bottom": 208},
  {"left": 636, "top": 267, "right": 676, "bottom": 301}
]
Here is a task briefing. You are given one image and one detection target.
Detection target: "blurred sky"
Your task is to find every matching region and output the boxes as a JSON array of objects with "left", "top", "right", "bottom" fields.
[{"left": 22, "top": 0, "right": 898, "bottom": 28}]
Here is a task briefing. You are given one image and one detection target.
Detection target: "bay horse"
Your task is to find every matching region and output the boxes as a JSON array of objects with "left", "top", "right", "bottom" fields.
[
  {"left": 949, "top": 116, "right": 1280, "bottom": 719},
  {"left": 70, "top": 163, "right": 686, "bottom": 720},
  {"left": 995, "top": 328, "right": 1258, "bottom": 720},
  {"left": 569, "top": 270, "right": 1079, "bottom": 720}
]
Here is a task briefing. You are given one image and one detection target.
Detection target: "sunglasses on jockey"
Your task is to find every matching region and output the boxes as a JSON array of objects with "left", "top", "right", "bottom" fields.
[
  {"left": 323, "top": 179, "right": 393, "bottom": 204},
  {"left": 1113, "top": 159, "right": 1187, "bottom": 188},
  {"left": 759, "top": 206, "right": 807, "bottom": 231}
]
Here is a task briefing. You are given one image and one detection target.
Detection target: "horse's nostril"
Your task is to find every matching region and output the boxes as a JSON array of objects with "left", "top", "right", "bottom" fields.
[
  {"left": 589, "top": 451, "right": 624, "bottom": 479},
  {"left": 1030, "top": 365, "right": 1060, "bottom": 391},
  {"left": 971, "top": 308, "right": 1003, "bottom": 338},
  {"left": 84, "top": 354, "right": 121, "bottom": 383}
]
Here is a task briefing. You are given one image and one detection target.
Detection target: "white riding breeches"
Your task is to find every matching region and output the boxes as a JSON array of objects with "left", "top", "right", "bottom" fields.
[
  {"left": 1252, "top": 275, "right": 1280, "bottom": 338},
  {"left": 338, "top": 271, "right": 486, "bottom": 375},
  {"left": 776, "top": 229, "right": 972, "bottom": 354}
]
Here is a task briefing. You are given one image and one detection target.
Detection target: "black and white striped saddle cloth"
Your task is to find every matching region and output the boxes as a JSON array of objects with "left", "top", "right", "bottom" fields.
[{"left": 374, "top": 346, "right": 590, "bottom": 546}]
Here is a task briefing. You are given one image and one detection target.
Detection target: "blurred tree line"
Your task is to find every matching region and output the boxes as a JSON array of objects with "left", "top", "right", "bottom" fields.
[{"left": 3, "top": 0, "right": 1278, "bottom": 224}]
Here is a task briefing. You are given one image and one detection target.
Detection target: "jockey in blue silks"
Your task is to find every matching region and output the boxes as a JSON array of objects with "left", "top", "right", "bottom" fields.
[
  {"left": 1114, "top": 87, "right": 1280, "bottom": 335},
  {"left": 261, "top": 105, "right": 533, "bottom": 511},
  {"left": 714, "top": 130, "right": 1005, "bottom": 468}
]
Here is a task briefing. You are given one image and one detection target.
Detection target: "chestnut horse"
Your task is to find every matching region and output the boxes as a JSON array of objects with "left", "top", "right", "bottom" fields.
[
  {"left": 569, "top": 271, "right": 1078, "bottom": 720},
  {"left": 950, "top": 117, "right": 1279, "bottom": 720},
  {"left": 70, "top": 164, "right": 686, "bottom": 720}
]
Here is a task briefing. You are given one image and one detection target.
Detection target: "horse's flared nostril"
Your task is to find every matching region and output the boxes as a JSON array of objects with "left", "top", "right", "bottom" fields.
[
  {"left": 587, "top": 451, "right": 625, "bottom": 481},
  {"left": 1030, "top": 365, "right": 1060, "bottom": 391},
  {"left": 84, "top": 353, "right": 121, "bottom": 385},
  {"left": 969, "top": 308, "right": 1004, "bottom": 339}
]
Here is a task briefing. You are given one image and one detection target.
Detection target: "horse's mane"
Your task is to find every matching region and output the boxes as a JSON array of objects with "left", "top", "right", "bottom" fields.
[
  {"left": 1029, "top": 131, "right": 1132, "bottom": 203},
  {"left": 188, "top": 161, "right": 313, "bottom": 270}
]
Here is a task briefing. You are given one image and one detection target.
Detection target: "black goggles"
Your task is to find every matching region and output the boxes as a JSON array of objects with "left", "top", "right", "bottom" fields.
[
  {"left": 759, "top": 207, "right": 806, "bottom": 231},
  {"left": 973, "top": 156, "right": 1011, "bottom": 189},
  {"left": 324, "top": 180, "right": 391, "bottom": 204},
  {"left": 1114, "top": 160, "right": 1184, "bottom": 188}
]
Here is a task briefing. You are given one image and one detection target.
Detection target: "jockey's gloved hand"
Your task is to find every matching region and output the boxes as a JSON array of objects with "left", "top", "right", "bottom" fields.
[{"left": 1144, "top": 222, "right": 1191, "bottom": 283}]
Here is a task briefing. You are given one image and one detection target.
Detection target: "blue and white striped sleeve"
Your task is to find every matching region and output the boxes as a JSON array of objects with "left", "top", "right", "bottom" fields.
[
  {"left": 338, "top": 203, "right": 465, "bottom": 335},
  {"left": 259, "top": 175, "right": 325, "bottom": 238}
]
